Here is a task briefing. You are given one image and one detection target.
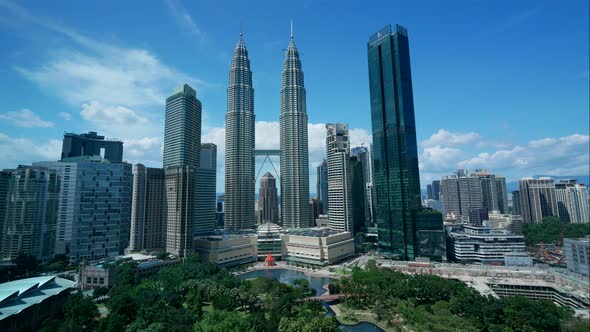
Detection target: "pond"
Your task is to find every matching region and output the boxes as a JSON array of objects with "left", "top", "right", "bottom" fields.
[
  {"left": 238, "top": 268, "right": 332, "bottom": 296},
  {"left": 238, "top": 269, "right": 385, "bottom": 332}
]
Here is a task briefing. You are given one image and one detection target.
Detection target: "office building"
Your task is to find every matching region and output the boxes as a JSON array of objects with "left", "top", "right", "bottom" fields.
[
  {"left": 36, "top": 157, "right": 132, "bottom": 263},
  {"left": 468, "top": 207, "right": 489, "bottom": 226},
  {"left": 1, "top": 166, "right": 59, "bottom": 261},
  {"left": 555, "top": 181, "right": 572, "bottom": 222},
  {"left": 555, "top": 180, "right": 589, "bottom": 224},
  {"left": 495, "top": 176, "right": 509, "bottom": 214},
  {"left": 195, "top": 143, "right": 217, "bottom": 235},
  {"left": 413, "top": 209, "right": 446, "bottom": 261},
  {"left": 129, "top": 164, "right": 165, "bottom": 252},
  {"left": 280, "top": 23, "right": 310, "bottom": 229},
  {"left": 316, "top": 160, "right": 328, "bottom": 214},
  {"left": 258, "top": 172, "right": 279, "bottom": 224},
  {"left": 309, "top": 198, "right": 322, "bottom": 227},
  {"left": 163, "top": 84, "right": 201, "bottom": 257},
  {"left": 326, "top": 123, "right": 353, "bottom": 234},
  {"left": 368, "top": 24, "right": 424, "bottom": 259},
  {"left": 519, "top": 178, "right": 558, "bottom": 223},
  {"left": 216, "top": 195, "right": 224, "bottom": 228},
  {"left": 281, "top": 228, "right": 354, "bottom": 266},
  {"left": 511, "top": 190, "right": 521, "bottom": 215},
  {"left": 447, "top": 224, "right": 527, "bottom": 264},
  {"left": 430, "top": 180, "right": 441, "bottom": 200},
  {"left": 61, "top": 131, "right": 123, "bottom": 163},
  {"left": 472, "top": 170, "right": 499, "bottom": 212},
  {"left": 350, "top": 156, "right": 367, "bottom": 234},
  {"left": 441, "top": 174, "right": 461, "bottom": 218},
  {"left": 564, "top": 236, "right": 589, "bottom": 276},
  {"left": 458, "top": 174, "right": 484, "bottom": 222},
  {"left": 163, "top": 84, "right": 201, "bottom": 169},
  {"left": 0, "top": 170, "right": 11, "bottom": 255},
  {"left": 225, "top": 32, "right": 256, "bottom": 231},
  {"left": 351, "top": 146, "right": 371, "bottom": 228}
]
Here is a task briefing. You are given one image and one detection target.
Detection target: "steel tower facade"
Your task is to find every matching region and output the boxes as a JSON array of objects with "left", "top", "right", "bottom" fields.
[
  {"left": 224, "top": 32, "right": 256, "bottom": 230},
  {"left": 280, "top": 24, "right": 310, "bottom": 229}
]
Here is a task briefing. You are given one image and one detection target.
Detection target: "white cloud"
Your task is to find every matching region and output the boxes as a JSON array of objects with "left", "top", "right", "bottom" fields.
[
  {"left": 1, "top": 2, "right": 219, "bottom": 171},
  {"left": 349, "top": 128, "right": 372, "bottom": 149},
  {"left": 420, "top": 145, "right": 464, "bottom": 170},
  {"left": 0, "top": 109, "right": 53, "bottom": 128},
  {"left": 16, "top": 49, "right": 195, "bottom": 108},
  {"left": 422, "top": 129, "right": 480, "bottom": 147},
  {"left": 81, "top": 101, "right": 148, "bottom": 125},
  {"left": 165, "top": 0, "right": 204, "bottom": 39},
  {"left": 0, "top": 133, "right": 61, "bottom": 167},
  {"left": 457, "top": 134, "right": 589, "bottom": 177},
  {"left": 58, "top": 112, "right": 72, "bottom": 120}
]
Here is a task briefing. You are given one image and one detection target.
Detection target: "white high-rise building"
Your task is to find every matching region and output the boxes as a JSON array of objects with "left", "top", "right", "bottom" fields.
[
  {"left": 163, "top": 84, "right": 201, "bottom": 257},
  {"left": 130, "top": 164, "right": 165, "bottom": 252},
  {"left": 280, "top": 22, "right": 310, "bottom": 229},
  {"left": 224, "top": 32, "right": 256, "bottom": 231},
  {"left": 1, "top": 166, "right": 59, "bottom": 261},
  {"left": 458, "top": 174, "right": 484, "bottom": 222},
  {"left": 556, "top": 180, "right": 589, "bottom": 224},
  {"left": 519, "top": 177, "right": 558, "bottom": 224},
  {"left": 326, "top": 124, "right": 353, "bottom": 233},
  {"left": 441, "top": 174, "right": 461, "bottom": 218}
]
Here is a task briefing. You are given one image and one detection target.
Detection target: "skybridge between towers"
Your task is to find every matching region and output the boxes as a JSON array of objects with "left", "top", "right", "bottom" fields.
[{"left": 255, "top": 149, "right": 280, "bottom": 183}]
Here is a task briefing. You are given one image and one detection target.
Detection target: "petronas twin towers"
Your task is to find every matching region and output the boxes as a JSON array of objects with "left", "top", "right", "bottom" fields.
[{"left": 225, "top": 24, "right": 309, "bottom": 230}]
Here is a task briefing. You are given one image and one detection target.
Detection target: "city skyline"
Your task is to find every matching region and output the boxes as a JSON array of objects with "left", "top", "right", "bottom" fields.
[{"left": 0, "top": 0, "right": 588, "bottom": 193}]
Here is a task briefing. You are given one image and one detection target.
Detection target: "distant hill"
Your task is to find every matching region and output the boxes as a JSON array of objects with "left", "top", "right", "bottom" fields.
[{"left": 507, "top": 175, "right": 590, "bottom": 192}]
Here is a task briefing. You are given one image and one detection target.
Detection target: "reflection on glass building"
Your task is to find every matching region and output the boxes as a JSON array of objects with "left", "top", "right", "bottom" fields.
[{"left": 367, "top": 24, "right": 443, "bottom": 261}]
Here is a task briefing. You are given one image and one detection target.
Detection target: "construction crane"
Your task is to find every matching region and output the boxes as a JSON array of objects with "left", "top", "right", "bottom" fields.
[{"left": 555, "top": 224, "right": 570, "bottom": 265}]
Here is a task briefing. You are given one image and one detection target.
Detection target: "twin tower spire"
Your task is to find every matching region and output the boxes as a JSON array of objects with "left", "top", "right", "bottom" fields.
[{"left": 224, "top": 22, "right": 309, "bottom": 230}]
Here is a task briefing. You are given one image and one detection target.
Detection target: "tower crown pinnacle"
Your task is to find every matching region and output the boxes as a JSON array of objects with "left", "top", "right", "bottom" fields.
[{"left": 290, "top": 19, "right": 293, "bottom": 39}]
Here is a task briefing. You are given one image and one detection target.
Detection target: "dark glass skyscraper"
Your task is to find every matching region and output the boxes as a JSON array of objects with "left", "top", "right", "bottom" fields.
[
  {"left": 316, "top": 160, "right": 328, "bottom": 214},
  {"left": 368, "top": 24, "right": 423, "bottom": 260}
]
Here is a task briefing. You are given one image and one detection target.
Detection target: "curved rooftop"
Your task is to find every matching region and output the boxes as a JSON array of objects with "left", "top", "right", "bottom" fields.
[
  {"left": 0, "top": 276, "right": 76, "bottom": 320},
  {"left": 257, "top": 222, "right": 282, "bottom": 236}
]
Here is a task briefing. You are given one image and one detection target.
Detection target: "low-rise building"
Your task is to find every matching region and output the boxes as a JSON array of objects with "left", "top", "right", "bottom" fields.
[
  {"left": 78, "top": 253, "right": 179, "bottom": 289},
  {"left": 504, "top": 252, "right": 533, "bottom": 266},
  {"left": 315, "top": 214, "right": 329, "bottom": 227},
  {"left": 564, "top": 236, "right": 590, "bottom": 277},
  {"left": 488, "top": 212, "right": 523, "bottom": 235},
  {"left": 0, "top": 276, "right": 76, "bottom": 332},
  {"left": 136, "top": 259, "right": 182, "bottom": 276},
  {"left": 194, "top": 232, "right": 258, "bottom": 267},
  {"left": 79, "top": 263, "right": 117, "bottom": 290},
  {"left": 281, "top": 227, "right": 354, "bottom": 266},
  {"left": 448, "top": 224, "right": 527, "bottom": 264}
]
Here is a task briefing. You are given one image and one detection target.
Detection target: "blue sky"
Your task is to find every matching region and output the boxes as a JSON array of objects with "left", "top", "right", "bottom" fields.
[{"left": 0, "top": 0, "right": 588, "bottom": 193}]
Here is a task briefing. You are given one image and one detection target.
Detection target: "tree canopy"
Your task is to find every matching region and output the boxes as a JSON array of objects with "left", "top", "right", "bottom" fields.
[
  {"left": 335, "top": 264, "right": 576, "bottom": 331},
  {"left": 40, "top": 255, "right": 337, "bottom": 332},
  {"left": 523, "top": 218, "right": 590, "bottom": 246}
]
